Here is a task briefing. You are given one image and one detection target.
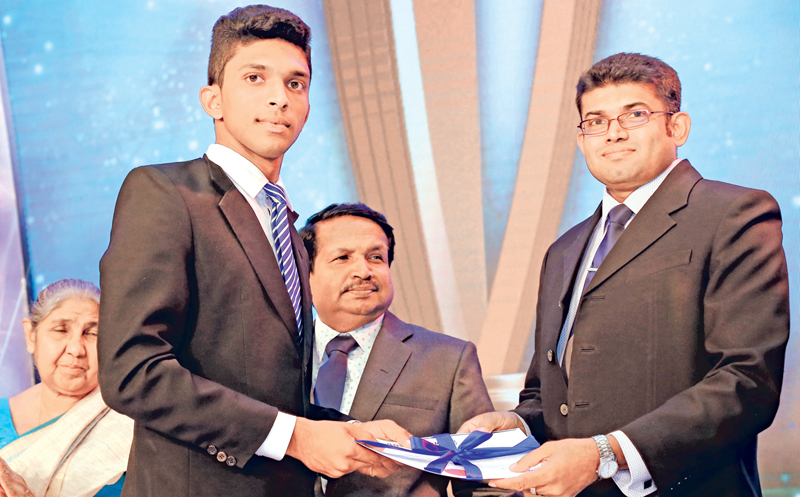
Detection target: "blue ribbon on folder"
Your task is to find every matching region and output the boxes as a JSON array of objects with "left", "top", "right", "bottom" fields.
[{"left": 360, "top": 430, "right": 540, "bottom": 481}]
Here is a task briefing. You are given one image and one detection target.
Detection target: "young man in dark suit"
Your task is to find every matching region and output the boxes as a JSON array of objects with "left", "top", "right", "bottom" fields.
[
  {"left": 300, "top": 203, "right": 512, "bottom": 497},
  {"left": 459, "top": 53, "right": 789, "bottom": 497},
  {"left": 98, "top": 6, "right": 406, "bottom": 496}
]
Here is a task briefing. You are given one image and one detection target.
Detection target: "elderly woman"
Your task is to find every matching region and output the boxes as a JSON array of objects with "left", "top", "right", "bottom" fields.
[{"left": 0, "top": 279, "right": 132, "bottom": 497}]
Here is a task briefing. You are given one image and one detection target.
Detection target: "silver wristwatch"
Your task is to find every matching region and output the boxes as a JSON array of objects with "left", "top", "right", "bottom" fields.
[{"left": 591, "top": 434, "right": 619, "bottom": 479}]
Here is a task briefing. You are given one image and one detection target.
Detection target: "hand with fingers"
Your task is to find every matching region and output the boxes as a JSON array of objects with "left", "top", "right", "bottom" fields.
[
  {"left": 286, "top": 418, "right": 410, "bottom": 479},
  {"left": 487, "top": 438, "right": 599, "bottom": 497},
  {"left": 456, "top": 411, "right": 527, "bottom": 435},
  {"left": 349, "top": 419, "right": 411, "bottom": 478},
  {"left": 357, "top": 419, "right": 412, "bottom": 449},
  {"left": 0, "top": 457, "right": 34, "bottom": 497}
]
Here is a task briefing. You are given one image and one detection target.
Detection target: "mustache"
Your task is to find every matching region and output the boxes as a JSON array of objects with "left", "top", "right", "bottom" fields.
[{"left": 342, "top": 281, "right": 379, "bottom": 292}]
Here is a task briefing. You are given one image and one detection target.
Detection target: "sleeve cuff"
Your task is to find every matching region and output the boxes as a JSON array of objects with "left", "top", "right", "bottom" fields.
[
  {"left": 511, "top": 412, "right": 532, "bottom": 437},
  {"left": 610, "top": 430, "right": 657, "bottom": 497},
  {"left": 255, "top": 412, "right": 297, "bottom": 461}
]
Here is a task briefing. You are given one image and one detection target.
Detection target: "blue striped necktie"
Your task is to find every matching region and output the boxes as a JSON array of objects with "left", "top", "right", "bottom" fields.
[{"left": 263, "top": 182, "right": 303, "bottom": 336}]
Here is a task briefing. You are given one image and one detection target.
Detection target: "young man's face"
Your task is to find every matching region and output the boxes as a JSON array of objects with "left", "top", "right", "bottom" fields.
[
  {"left": 203, "top": 38, "right": 310, "bottom": 174},
  {"left": 309, "top": 215, "right": 394, "bottom": 333},
  {"left": 577, "top": 82, "right": 689, "bottom": 202}
]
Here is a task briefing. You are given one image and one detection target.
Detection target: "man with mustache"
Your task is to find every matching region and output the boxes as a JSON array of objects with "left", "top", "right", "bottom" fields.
[{"left": 300, "top": 203, "right": 505, "bottom": 497}]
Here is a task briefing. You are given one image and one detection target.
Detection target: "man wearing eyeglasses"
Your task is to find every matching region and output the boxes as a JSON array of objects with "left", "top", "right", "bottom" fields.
[{"left": 459, "top": 53, "right": 789, "bottom": 497}]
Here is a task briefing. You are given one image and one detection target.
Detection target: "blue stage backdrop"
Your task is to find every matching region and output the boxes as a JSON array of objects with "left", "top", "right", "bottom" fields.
[
  {"left": 476, "top": 0, "right": 543, "bottom": 290},
  {"left": 0, "top": 0, "right": 357, "bottom": 296}
]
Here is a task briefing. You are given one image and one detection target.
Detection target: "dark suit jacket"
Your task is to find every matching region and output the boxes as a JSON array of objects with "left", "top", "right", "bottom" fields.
[
  {"left": 324, "top": 311, "right": 496, "bottom": 497},
  {"left": 98, "top": 157, "right": 344, "bottom": 496},
  {"left": 513, "top": 161, "right": 789, "bottom": 497}
]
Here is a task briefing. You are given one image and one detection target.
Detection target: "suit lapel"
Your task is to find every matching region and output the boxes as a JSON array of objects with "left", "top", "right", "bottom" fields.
[
  {"left": 545, "top": 207, "right": 601, "bottom": 352},
  {"left": 207, "top": 157, "right": 301, "bottom": 343},
  {"left": 559, "top": 206, "right": 601, "bottom": 308},
  {"left": 584, "top": 161, "right": 702, "bottom": 294},
  {"left": 289, "top": 213, "right": 315, "bottom": 367},
  {"left": 348, "top": 312, "right": 412, "bottom": 421}
]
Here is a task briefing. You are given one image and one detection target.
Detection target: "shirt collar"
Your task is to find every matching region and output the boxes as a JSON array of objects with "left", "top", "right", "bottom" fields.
[
  {"left": 314, "top": 314, "right": 385, "bottom": 362},
  {"left": 205, "top": 144, "right": 293, "bottom": 210},
  {"left": 601, "top": 158, "right": 682, "bottom": 217}
]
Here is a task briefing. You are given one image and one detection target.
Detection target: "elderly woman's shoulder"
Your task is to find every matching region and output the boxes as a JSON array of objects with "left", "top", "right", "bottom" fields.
[
  {"left": 5, "top": 384, "right": 43, "bottom": 439},
  {"left": 0, "top": 397, "right": 15, "bottom": 449}
]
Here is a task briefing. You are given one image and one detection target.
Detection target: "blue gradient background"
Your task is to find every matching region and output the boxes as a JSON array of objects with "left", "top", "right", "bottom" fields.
[
  {"left": 0, "top": 0, "right": 357, "bottom": 295},
  {"left": 476, "top": 0, "right": 543, "bottom": 289}
]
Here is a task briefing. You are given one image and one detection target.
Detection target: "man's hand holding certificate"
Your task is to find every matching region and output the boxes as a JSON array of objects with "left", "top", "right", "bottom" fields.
[
  {"left": 357, "top": 429, "right": 540, "bottom": 481},
  {"left": 458, "top": 411, "right": 602, "bottom": 496}
]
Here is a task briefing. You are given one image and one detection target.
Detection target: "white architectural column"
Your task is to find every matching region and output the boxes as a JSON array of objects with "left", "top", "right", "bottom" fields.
[
  {"left": 478, "top": 0, "right": 601, "bottom": 374},
  {"left": 323, "top": 0, "right": 444, "bottom": 334}
]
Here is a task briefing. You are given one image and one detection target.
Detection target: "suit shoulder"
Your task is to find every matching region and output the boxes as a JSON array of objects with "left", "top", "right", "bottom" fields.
[
  {"left": 386, "top": 313, "right": 470, "bottom": 352},
  {"left": 689, "top": 178, "right": 781, "bottom": 214},
  {"left": 547, "top": 213, "right": 596, "bottom": 255},
  {"left": 692, "top": 177, "right": 776, "bottom": 201},
  {"left": 127, "top": 157, "right": 208, "bottom": 182},
  {"left": 404, "top": 323, "right": 472, "bottom": 353},
  {"left": 120, "top": 157, "right": 222, "bottom": 199}
]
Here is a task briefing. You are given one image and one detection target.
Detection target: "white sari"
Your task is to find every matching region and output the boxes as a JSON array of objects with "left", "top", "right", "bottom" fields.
[{"left": 0, "top": 388, "right": 133, "bottom": 497}]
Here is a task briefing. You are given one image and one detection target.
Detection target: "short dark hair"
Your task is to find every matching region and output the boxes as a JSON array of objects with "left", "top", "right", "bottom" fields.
[
  {"left": 576, "top": 53, "right": 681, "bottom": 117},
  {"left": 208, "top": 5, "right": 312, "bottom": 87},
  {"left": 300, "top": 203, "right": 396, "bottom": 272}
]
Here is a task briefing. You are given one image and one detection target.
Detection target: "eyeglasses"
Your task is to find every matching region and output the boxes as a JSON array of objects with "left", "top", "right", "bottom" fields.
[{"left": 578, "top": 109, "right": 674, "bottom": 136}]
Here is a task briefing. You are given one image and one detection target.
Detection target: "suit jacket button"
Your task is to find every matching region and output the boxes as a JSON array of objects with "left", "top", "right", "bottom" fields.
[
  {"left": 560, "top": 403, "right": 569, "bottom": 416},
  {"left": 207, "top": 445, "right": 218, "bottom": 456},
  {"left": 226, "top": 455, "right": 237, "bottom": 467},
  {"left": 216, "top": 451, "right": 227, "bottom": 463},
  {"left": 547, "top": 350, "right": 554, "bottom": 362}
]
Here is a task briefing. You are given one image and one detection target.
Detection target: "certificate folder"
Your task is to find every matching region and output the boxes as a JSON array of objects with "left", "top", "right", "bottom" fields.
[{"left": 358, "top": 429, "right": 539, "bottom": 481}]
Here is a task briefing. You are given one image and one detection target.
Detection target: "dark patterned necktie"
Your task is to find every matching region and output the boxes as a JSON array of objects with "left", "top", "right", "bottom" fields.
[
  {"left": 582, "top": 204, "right": 634, "bottom": 293},
  {"left": 263, "top": 182, "right": 303, "bottom": 335},
  {"left": 558, "top": 204, "right": 634, "bottom": 374},
  {"left": 315, "top": 335, "right": 359, "bottom": 410}
]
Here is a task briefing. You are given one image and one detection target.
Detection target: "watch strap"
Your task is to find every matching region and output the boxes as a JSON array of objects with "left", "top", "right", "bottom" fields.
[
  {"left": 592, "top": 434, "right": 618, "bottom": 480},
  {"left": 592, "top": 434, "right": 616, "bottom": 462}
]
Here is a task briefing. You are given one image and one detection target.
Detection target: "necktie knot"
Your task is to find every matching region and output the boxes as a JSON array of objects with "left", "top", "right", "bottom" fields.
[
  {"left": 263, "top": 182, "right": 288, "bottom": 207},
  {"left": 326, "top": 334, "right": 358, "bottom": 356},
  {"left": 607, "top": 204, "right": 634, "bottom": 227}
]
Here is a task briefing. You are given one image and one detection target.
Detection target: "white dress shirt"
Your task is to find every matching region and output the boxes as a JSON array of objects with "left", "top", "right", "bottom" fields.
[
  {"left": 312, "top": 315, "right": 385, "bottom": 494},
  {"left": 555, "top": 158, "right": 682, "bottom": 496},
  {"left": 311, "top": 315, "right": 385, "bottom": 414},
  {"left": 204, "top": 144, "right": 299, "bottom": 461}
]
